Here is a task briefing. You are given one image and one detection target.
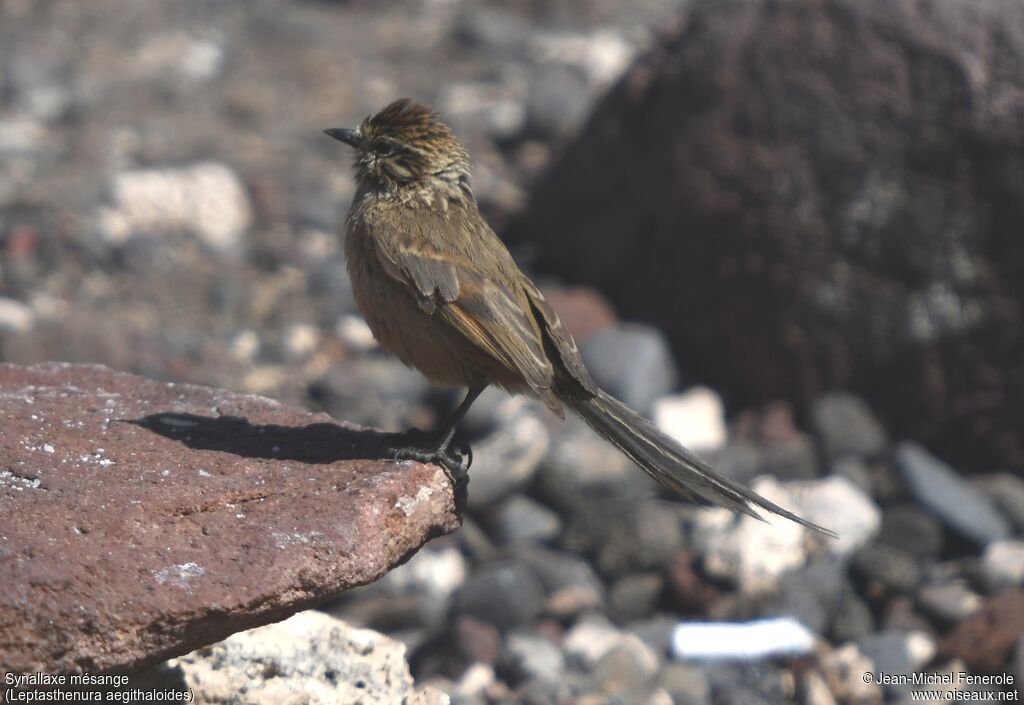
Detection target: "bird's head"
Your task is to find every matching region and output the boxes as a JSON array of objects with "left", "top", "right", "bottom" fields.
[{"left": 325, "top": 98, "right": 470, "bottom": 191}]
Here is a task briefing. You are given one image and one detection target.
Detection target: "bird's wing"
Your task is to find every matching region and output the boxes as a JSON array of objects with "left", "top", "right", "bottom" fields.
[
  {"left": 370, "top": 219, "right": 559, "bottom": 409},
  {"left": 520, "top": 280, "right": 599, "bottom": 396}
]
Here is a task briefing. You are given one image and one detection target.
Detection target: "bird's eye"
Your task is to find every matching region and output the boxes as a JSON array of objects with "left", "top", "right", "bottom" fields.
[{"left": 375, "top": 141, "right": 397, "bottom": 157}]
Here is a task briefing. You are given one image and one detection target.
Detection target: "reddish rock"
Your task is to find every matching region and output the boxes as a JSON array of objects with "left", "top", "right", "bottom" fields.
[
  {"left": 542, "top": 286, "right": 618, "bottom": 344},
  {"left": 508, "top": 0, "right": 1024, "bottom": 471},
  {"left": 938, "top": 590, "right": 1024, "bottom": 673},
  {"left": 0, "top": 363, "right": 460, "bottom": 674}
]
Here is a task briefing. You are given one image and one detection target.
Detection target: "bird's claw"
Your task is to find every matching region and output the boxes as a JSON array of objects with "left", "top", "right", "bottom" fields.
[{"left": 391, "top": 443, "right": 471, "bottom": 489}]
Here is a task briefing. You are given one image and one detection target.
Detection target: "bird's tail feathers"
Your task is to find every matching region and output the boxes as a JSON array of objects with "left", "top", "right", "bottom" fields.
[{"left": 564, "top": 388, "right": 837, "bottom": 537}]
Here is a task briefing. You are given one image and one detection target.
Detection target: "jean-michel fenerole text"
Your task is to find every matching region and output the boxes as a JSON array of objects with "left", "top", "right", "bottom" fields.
[{"left": 874, "top": 672, "right": 1014, "bottom": 687}]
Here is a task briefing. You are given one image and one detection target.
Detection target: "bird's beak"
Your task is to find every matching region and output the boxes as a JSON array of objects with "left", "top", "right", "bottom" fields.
[{"left": 324, "top": 127, "right": 361, "bottom": 148}]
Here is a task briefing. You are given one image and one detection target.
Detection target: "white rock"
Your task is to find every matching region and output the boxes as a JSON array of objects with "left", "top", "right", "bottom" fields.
[
  {"left": 0, "top": 297, "right": 34, "bottom": 333},
  {"left": 135, "top": 32, "right": 225, "bottom": 83},
  {"left": 98, "top": 162, "right": 251, "bottom": 253},
  {"left": 506, "top": 630, "right": 565, "bottom": 682},
  {"left": 693, "top": 477, "right": 807, "bottom": 595},
  {"left": 452, "top": 663, "right": 495, "bottom": 698},
  {"left": 654, "top": 386, "right": 727, "bottom": 453},
  {"left": 820, "top": 643, "right": 882, "bottom": 705},
  {"left": 165, "top": 610, "right": 447, "bottom": 705},
  {"left": 982, "top": 540, "right": 1024, "bottom": 588},
  {"left": 378, "top": 546, "right": 467, "bottom": 600},
  {"left": 283, "top": 323, "right": 321, "bottom": 359},
  {"left": 782, "top": 476, "right": 882, "bottom": 557},
  {"left": 563, "top": 615, "right": 626, "bottom": 670},
  {"left": 0, "top": 116, "right": 46, "bottom": 154},
  {"left": 336, "top": 314, "right": 378, "bottom": 352}
]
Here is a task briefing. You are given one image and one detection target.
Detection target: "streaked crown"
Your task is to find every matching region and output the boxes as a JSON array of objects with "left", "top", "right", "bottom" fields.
[{"left": 328, "top": 99, "right": 469, "bottom": 189}]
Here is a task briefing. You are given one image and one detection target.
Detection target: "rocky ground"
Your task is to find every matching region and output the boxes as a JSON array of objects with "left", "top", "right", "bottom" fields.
[{"left": 1, "top": 0, "right": 1022, "bottom": 703}]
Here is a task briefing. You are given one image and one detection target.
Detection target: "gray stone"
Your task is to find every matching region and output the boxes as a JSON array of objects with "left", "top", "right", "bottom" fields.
[
  {"left": 851, "top": 544, "right": 923, "bottom": 597},
  {"left": 610, "top": 573, "right": 665, "bottom": 624},
  {"left": 563, "top": 615, "right": 625, "bottom": 670},
  {"left": 526, "top": 64, "right": 593, "bottom": 140},
  {"left": 857, "top": 630, "right": 936, "bottom": 697},
  {"left": 895, "top": 442, "right": 1011, "bottom": 546},
  {"left": 917, "top": 581, "right": 982, "bottom": 624},
  {"left": 878, "top": 504, "right": 946, "bottom": 559},
  {"left": 466, "top": 398, "right": 550, "bottom": 510},
  {"left": 484, "top": 495, "right": 562, "bottom": 546},
  {"left": 830, "top": 593, "right": 875, "bottom": 643},
  {"left": 517, "top": 545, "right": 606, "bottom": 617},
  {"left": 830, "top": 455, "right": 874, "bottom": 496},
  {"left": 980, "top": 540, "right": 1024, "bottom": 590},
  {"left": 504, "top": 630, "right": 566, "bottom": 684},
  {"left": 591, "top": 633, "right": 662, "bottom": 695},
  {"left": 451, "top": 560, "right": 545, "bottom": 631},
  {"left": 535, "top": 415, "right": 655, "bottom": 511},
  {"left": 975, "top": 473, "right": 1024, "bottom": 532},
  {"left": 564, "top": 498, "right": 685, "bottom": 579},
  {"left": 769, "top": 562, "right": 846, "bottom": 635},
  {"left": 657, "top": 662, "right": 711, "bottom": 705},
  {"left": 811, "top": 392, "right": 888, "bottom": 460},
  {"left": 760, "top": 434, "right": 821, "bottom": 481},
  {"left": 579, "top": 323, "right": 678, "bottom": 417}
]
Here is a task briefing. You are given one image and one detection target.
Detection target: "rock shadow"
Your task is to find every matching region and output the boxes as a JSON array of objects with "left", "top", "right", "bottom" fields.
[{"left": 126, "top": 413, "right": 398, "bottom": 465}]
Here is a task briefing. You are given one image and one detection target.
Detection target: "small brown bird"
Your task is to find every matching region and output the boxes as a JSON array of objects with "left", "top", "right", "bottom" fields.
[{"left": 326, "top": 99, "right": 834, "bottom": 535}]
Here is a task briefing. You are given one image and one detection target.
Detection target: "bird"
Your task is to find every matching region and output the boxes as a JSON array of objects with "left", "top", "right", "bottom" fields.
[{"left": 325, "top": 98, "right": 835, "bottom": 536}]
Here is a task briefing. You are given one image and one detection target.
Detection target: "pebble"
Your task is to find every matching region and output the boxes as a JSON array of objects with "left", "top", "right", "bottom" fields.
[
  {"left": 810, "top": 392, "right": 887, "bottom": 460},
  {"left": 693, "top": 481, "right": 807, "bottom": 595},
  {"left": 856, "top": 630, "right": 936, "bottom": 697},
  {"left": 610, "top": 573, "right": 665, "bottom": 624},
  {"left": 526, "top": 64, "right": 593, "bottom": 140},
  {"left": 769, "top": 561, "right": 846, "bottom": 635},
  {"left": 579, "top": 323, "right": 678, "bottom": 417},
  {"left": 819, "top": 644, "right": 882, "bottom": 705},
  {"left": 591, "top": 633, "right": 661, "bottom": 694},
  {"left": 917, "top": 581, "right": 982, "bottom": 624},
  {"left": 830, "top": 592, "right": 875, "bottom": 643},
  {"left": 97, "top": 162, "right": 252, "bottom": 255},
  {"left": 782, "top": 476, "right": 882, "bottom": 558},
  {"left": 653, "top": 387, "right": 727, "bottom": 453},
  {"left": 451, "top": 561, "right": 545, "bottom": 631},
  {"left": 877, "top": 504, "right": 945, "bottom": 559},
  {"left": 504, "top": 630, "right": 565, "bottom": 683},
  {"left": 657, "top": 662, "right": 710, "bottom": 705},
  {"left": 464, "top": 398, "right": 550, "bottom": 510},
  {"left": 564, "top": 498, "right": 685, "bottom": 579},
  {"left": 974, "top": 473, "right": 1024, "bottom": 532},
  {"left": 0, "top": 297, "right": 34, "bottom": 334},
  {"left": 517, "top": 545, "right": 606, "bottom": 617},
  {"left": 829, "top": 455, "right": 874, "bottom": 496},
  {"left": 895, "top": 442, "right": 1011, "bottom": 546},
  {"left": 980, "top": 540, "right": 1024, "bottom": 589},
  {"left": 534, "top": 416, "right": 652, "bottom": 511},
  {"left": 563, "top": 616, "right": 625, "bottom": 670},
  {"left": 760, "top": 434, "right": 820, "bottom": 481},
  {"left": 484, "top": 495, "right": 562, "bottom": 546},
  {"left": 851, "top": 544, "right": 923, "bottom": 597}
]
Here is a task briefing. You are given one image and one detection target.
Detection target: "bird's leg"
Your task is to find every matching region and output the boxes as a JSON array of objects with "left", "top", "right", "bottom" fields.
[{"left": 391, "top": 386, "right": 485, "bottom": 486}]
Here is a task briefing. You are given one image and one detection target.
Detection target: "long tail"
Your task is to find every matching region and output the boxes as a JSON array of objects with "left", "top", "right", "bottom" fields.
[{"left": 563, "top": 388, "right": 837, "bottom": 537}]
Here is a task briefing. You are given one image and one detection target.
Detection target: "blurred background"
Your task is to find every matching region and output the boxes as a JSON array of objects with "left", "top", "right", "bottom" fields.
[{"left": 2, "top": 0, "right": 1022, "bottom": 702}]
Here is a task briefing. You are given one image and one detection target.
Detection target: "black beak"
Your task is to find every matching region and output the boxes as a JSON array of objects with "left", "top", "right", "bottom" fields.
[{"left": 324, "top": 128, "right": 361, "bottom": 148}]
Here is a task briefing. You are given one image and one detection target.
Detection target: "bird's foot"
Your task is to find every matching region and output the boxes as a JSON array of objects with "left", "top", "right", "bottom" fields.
[{"left": 388, "top": 428, "right": 473, "bottom": 489}]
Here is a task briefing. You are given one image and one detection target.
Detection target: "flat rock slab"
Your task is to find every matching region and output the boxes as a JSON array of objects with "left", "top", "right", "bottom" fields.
[{"left": 0, "top": 363, "right": 460, "bottom": 674}]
